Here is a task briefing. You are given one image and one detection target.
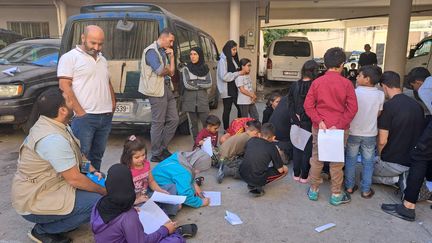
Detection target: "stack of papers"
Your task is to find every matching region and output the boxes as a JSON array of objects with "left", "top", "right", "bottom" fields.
[
  {"left": 225, "top": 211, "right": 243, "bottom": 225},
  {"left": 138, "top": 200, "right": 170, "bottom": 234},
  {"left": 203, "top": 191, "right": 221, "bottom": 206},
  {"left": 150, "top": 191, "right": 186, "bottom": 204}
]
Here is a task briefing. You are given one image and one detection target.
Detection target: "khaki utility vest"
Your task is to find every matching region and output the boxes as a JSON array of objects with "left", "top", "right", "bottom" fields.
[
  {"left": 11, "top": 116, "right": 81, "bottom": 215},
  {"left": 138, "top": 41, "right": 173, "bottom": 97}
]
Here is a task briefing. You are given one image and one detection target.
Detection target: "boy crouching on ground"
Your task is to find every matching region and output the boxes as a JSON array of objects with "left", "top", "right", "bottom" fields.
[{"left": 239, "top": 123, "right": 288, "bottom": 197}]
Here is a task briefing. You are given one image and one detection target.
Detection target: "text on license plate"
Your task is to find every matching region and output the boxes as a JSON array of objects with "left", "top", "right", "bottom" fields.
[
  {"left": 283, "top": 71, "right": 298, "bottom": 76},
  {"left": 115, "top": 103, "right": 132, "bottom": 113}
]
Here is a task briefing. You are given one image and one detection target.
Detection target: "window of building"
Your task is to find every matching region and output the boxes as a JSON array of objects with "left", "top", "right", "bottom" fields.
[{"left": 7, "top": 22, "right": 49, "bottom": 38}]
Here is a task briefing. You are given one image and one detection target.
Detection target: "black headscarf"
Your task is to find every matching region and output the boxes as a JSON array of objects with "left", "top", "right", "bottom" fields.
[
  {"left": 187, "top": 47, "right": 209, "bottom": 77},
  {"left": 96, "top": 164, "right": 136, "bottom": 224},
  {"left": 222, "top": 40, "right": 240, "bottom": 97}
]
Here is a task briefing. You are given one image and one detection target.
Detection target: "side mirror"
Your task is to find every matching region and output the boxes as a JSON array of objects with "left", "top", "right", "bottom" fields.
[{"left": 408, "top": 49, "right": 416, "bottom": 59}]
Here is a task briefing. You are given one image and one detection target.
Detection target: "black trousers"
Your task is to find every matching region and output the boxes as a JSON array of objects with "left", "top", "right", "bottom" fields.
[
  {"left": 293, "top": 137, "right": 312, "bottom": 179},
  {"left": 404, "top": 120, "right": 432, "bottom": 204},
  {"left": 222, "top": 97, "right": 241, "bottom": 130}
]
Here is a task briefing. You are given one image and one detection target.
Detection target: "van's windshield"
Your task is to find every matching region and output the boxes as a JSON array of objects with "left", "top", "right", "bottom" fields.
[
  {"left": 68, "top": 19, "right": 159, "bottom": 60},
  {"left": 273, "top": 41, "right": 310, "bottom": 57}
]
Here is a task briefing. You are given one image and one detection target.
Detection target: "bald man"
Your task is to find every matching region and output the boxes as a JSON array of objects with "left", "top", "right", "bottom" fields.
[{"left": 59, "top": 25, "right": 116, "bottom": 171}]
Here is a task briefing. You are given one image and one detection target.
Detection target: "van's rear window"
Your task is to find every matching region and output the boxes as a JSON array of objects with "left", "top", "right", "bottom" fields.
[
  {"left": 273, "top": 41, "right": 311, "bottom": 57},
  {"left": 70, "top": 20, "right": 159, "bottom": 60}
]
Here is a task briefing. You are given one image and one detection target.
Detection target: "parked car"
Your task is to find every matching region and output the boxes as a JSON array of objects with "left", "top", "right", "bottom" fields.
[
  {"left": 60, "top": 3, "right": 220, "bottom": 133},
  {"left": 0, "top": 38, "right": 60, "bottom": 132},
  {"left": 406, "top": 35, "right": 432, "bottom": 75},
  {"left": 265, "top": 36, "right": 314, "bottom": 83},
  {"left": 0, "top": 28, "right": 24, "bottom": 50}
]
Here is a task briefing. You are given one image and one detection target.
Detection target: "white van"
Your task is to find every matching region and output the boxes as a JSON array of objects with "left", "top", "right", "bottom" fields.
[
  {"left": 406, "top": 35, "right": 432, "bottom": 74},
  {"left": 265, "top": 36, "right": 313, "bottom": 82}
]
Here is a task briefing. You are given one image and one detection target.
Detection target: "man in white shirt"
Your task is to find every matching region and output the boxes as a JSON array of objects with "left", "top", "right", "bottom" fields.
[{"left": 58, "top": 25, "right": 116, "bottom": 170}]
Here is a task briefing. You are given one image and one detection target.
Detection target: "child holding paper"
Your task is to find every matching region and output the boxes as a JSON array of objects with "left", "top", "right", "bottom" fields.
[
  {"left": 304, "top": 47, "right": 358, "bottom": 206},
  {"left": 152, "top": 150, "right": 211, "bottom": 208},
  {"left": 239, "top": 123, "right": 288, "bottom": 197},
  {"left": 345, "top": 65, "right": 384, "bottom": 199},
  {"left": 194, "top": 115, "right": 221, "bottom": 149},
  {"left": 91, "top": 164, "right": 192, "bottom": 243},
  {"left": 288, "top": 60, "right": 319, "bottom": 183},
  {"left": 120, "top": 135, "right": 179, "bottom": 216}
]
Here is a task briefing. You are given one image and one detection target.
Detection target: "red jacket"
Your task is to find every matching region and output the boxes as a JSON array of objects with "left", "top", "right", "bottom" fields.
[{"left": 304, "top": 71, "right": 358, "bottom": 130}]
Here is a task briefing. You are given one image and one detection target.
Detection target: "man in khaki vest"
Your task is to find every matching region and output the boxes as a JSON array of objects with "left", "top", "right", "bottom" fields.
[
  {"left": 11, "top": 88, "right": 106, "bottom": 243},
  {"left": 138, "top": 28, "right": 179, "bottom": 162}
]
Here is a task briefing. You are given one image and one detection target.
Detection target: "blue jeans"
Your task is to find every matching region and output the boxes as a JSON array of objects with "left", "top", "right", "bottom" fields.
[
  {"left": 22, "top": 190, "right": 101, "bottom": 234},
  {"left": 71, "top": 113, "right": 113, "bottom": 170},
  {"left": 345, "top": 135, "right": 376, "bottom": 193}
]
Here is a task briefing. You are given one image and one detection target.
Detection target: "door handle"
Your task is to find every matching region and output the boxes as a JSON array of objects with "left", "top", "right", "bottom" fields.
[{"left": 422, "top": 63, "right": 427, "bottom": 65}]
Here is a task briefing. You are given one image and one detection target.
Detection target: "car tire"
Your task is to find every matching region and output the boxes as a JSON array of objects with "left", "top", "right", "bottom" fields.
[
  {"left": 209, "top": 91, "right": 219, "bottom": 109},
  {"left": 22, "top": 99, "right": 40, "bottom": 134},
  {"left": 177, "top": 118, "right": 191, "bottom": 135}
]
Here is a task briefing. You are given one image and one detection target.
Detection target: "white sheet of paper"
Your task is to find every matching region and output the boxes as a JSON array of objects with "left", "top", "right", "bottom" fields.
[
  {"left": 2, "top": 66, "right": 20, "bottom": 77},
  {"left": 225, "top": 210, "right": 243, "bottom": 225},
  {"left": 202, "top": 137, "right": 213, "bottom": 156},
  {"left": 290, "top": 125, "right": 312, "bottom": 151},
  {"left": 317, "top": 129, "right": 345, "bottom": 162},
  {"left": 426, "top": 181, "right": 432, "bottom": 192},
  {"left": 150, "top": 191, "right": 186, "bottom": 205},
  {"left": 315, "top": 223, "right": 336, "bottom": 233},
  {"left": 139, "top": 200, "right": 170, "bottom": 234},
  {"left": 203, "top": 191, "right": 221, "bottom": 206}
]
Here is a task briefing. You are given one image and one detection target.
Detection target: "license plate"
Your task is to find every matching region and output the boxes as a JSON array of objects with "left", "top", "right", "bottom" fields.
[
  {"left": 115, "top": 103, "right": 132, "bottom": 113},
  {"left": 283, "top": 71, "right": 298, "bottom": 76}
]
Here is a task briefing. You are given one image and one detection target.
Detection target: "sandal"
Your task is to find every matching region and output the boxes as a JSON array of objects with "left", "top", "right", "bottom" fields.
[
  {"left": 361, "top": 188, "right": 375, "bottom": 199},
  {"left": 178, "top": 223, "right": 198, "bottom": 238},
  {"left": 195, "top": 177, "right": 204, "bottom": 186},
  {"left": 345, "top": 185, "right": 358, "bottom": 194}
]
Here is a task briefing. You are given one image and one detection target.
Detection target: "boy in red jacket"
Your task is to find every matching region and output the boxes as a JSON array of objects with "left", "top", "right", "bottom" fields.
[{"left": 304, "top": 47, "right": 358, "bottom": 206}]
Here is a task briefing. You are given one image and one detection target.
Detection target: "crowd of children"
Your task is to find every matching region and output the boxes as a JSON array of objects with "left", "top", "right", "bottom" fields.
[{"left": 90, "top": 45, "right": 432, "bottom": 241}]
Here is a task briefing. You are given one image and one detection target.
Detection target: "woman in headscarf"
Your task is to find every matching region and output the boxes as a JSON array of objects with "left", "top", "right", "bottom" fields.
[
  {"left": 217, "top": 40, "right": 244, "bottom": 131},
  {"left": 152, "top": 150, "right": 212, "bottom": 208},
  {"left": 91, "top": 164, "right": 186, "bottom": 243},
  {"left": 180, "top": 47, "right": 212, "bottom": 141}
]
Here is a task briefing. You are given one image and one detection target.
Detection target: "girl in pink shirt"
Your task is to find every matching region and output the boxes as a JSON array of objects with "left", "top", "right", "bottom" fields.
[{"left": 120, "top": 135, "right": 169, "bottom": 205}]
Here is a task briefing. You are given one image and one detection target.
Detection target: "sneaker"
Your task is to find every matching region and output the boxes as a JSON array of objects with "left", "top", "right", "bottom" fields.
[
  {"left": 329, "top": 192, "right": 351, "bottom": 206},
  {"left": 293, "top": 175, "right": 300, "bottom": 182},
  {"left": 249, "top": 187, "right": 265, "bottom": 197},
  {"left": 381, "top": 203, "right": 415, "bottom": 222},
  {"left": 161, "top": 149, "right": 172, "bottom": 159},
  {"left": 28, "top": 227, "right": 71, "bottom": 243},
  {"left": 307, "top": 187, "right": 319, "bottom": 201},
  {"left": 151, "top": 154, "right": 166, "bottom": 163},
  {"left": 299, "top": 178, "right": 308, "bottom": 184},
  {"left": 216, "top": 163, "right": 225, "bottom": 184}
]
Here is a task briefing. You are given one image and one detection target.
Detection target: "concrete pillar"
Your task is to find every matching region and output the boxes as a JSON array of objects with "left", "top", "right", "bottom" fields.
[
  {"left": 53, "top": 0, "right": 67, "bottom": 36},
  {"left": 230, "top": 0, "right": 240, "bottom": 43},
  {"left": 384, "top": 0, "right": 412, "bottom": 84},
  {"left": 343, "top": 27, "right": 348, "bottom": 51}
]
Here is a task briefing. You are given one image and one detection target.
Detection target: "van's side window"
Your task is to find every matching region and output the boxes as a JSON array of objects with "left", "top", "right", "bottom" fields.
[
  {"left": 176, "top": 26, "right": 190, "bottom": 63},
  {"left": 189, "top": 31, "right": 200, "bottom": 49},
  {"left": 205, "top": 37, "right": 214, "bottom": 61},
  {"left": 209, "top": 40, "right": 218, "bottom": 61},
  {"left": 199, "top": 36, "right": 209, "bottom": 61},
  {"left": 414, "top": 40, "right": 432, "bottom": 58}
]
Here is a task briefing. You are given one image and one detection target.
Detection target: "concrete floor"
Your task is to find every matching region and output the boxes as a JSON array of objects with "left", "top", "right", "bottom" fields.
[{"left": 1, "top": 84, "right": 432, "bottom": 243}]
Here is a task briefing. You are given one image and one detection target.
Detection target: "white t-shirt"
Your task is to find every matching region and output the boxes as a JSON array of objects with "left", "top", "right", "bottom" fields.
[
  {"left": 349, "top": 86, "right": 385, "bottom": 136},
  {"left": 57, "top": 46, "right": 112, "bottom": 114},
  {"left": 235, "top": 75, "right": 253, "bottom": 105}
]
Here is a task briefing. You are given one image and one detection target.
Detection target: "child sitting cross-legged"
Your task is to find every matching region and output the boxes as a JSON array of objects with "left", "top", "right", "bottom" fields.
[
  {"left": 121, "top": 135, "right": 179, "bottom": 217},
  {"left": 239, "top": 123, "right": 288, "bottom": 197}
]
